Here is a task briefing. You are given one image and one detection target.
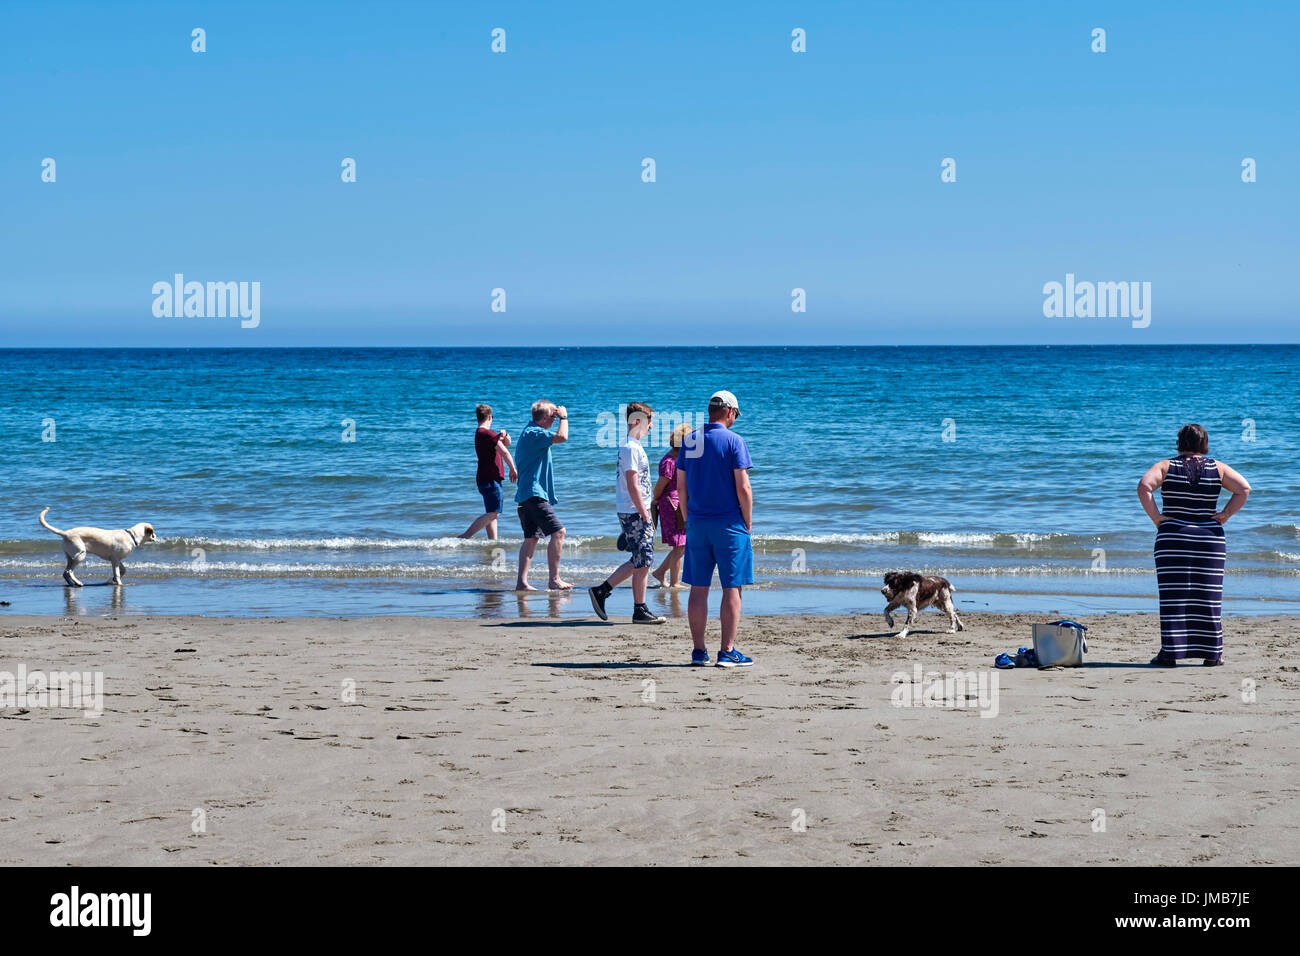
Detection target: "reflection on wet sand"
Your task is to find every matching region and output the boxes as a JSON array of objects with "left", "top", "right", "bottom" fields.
[
  {"left": 651, "top": 586, "right": 687, "bottom": 618},
  {"left": 62, "top": 583, "right": 126, "bottom": 615},
  {"left": 475, "top": 589, "right": 505, "bottom": 618},
  {"left": 515, "top": 590, "right": 574, "bottom": 619}
]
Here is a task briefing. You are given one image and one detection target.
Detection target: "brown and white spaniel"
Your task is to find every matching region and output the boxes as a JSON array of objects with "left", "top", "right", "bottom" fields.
[{"left": 880, "top": 572, "right": 964, "bottom": 638}]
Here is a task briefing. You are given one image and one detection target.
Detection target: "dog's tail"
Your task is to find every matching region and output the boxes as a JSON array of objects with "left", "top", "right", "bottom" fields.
[{"left": 39, "top": 507, "right": 67, "bottom": 538}]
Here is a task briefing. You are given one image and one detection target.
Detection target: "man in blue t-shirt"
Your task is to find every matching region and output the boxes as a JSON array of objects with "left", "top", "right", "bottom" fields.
[
  {"left": 513, "top": 399, "right": 572, "bottom": 591},
  {"left": 676, "top": 389, "right": 754, "bottom": 668}
]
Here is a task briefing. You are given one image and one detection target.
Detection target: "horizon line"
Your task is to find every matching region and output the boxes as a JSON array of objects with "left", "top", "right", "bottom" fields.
[{"left": 1, "top": 342, "right": 1298, "bottom": 351}]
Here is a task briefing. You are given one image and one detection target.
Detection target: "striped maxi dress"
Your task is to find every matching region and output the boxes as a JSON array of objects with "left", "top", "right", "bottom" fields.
[{"left": 1154, "top": 456, "right": 1225, "bottom": 662}]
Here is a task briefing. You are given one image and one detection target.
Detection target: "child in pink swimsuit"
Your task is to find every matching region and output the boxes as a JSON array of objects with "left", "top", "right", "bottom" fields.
[{"left": 651, "top": 423, "right": 692, "bottom": 587}]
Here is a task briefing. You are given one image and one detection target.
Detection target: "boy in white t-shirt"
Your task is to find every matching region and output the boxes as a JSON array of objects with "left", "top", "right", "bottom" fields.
[{"left": 589, "top": 402, "right": 666, "bottom": 625}]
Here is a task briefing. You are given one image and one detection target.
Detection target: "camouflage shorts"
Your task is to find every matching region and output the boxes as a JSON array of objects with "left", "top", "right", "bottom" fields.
[{"left": 618, "top": 512, "right": 655, "bottom": 569}]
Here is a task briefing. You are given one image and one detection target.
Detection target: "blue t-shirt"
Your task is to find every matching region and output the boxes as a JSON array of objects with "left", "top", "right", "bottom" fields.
[
  {"left": 513, "top": 423, "right": 558, "bottom": 504},
  {"left": 675, "top": 423, "right": 752, "bottom": 522}
]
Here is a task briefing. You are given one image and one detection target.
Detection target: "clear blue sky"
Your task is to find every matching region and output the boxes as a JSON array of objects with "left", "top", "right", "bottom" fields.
[{"left": 2, "top": 0, "right": 1295, "bottom": 346}]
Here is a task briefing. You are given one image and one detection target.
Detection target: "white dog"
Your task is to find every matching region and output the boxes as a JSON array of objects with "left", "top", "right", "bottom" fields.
[{"left": 39, "top": 508, "right": 156, "bottom": 587}]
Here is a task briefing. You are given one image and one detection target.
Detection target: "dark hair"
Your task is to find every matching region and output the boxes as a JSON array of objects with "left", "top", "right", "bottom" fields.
[
  {"left": 1176, "top": 424, "right": 1210, "bottom": 486},
  {"left": 883, "top": 571, "right": 923, "bottom": 592},
  {"left": 1177, "top": 424, "right": 1208, "bottom": 455},
  {"left": 625, "top": 401, "right": 654, "bottom": 423},
  {"left": 476, "top": 404, "right": 492, "bottom": 424}
]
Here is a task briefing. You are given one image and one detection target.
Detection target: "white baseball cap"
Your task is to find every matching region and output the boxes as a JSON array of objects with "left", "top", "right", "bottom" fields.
[{"left": 709, "top": 389, "right": 741, "bottom": 417}]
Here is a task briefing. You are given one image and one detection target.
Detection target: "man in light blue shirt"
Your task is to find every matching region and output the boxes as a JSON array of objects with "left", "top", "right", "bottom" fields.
[{"left": 513, "top": 399, "right": 571, "bottom": 591}]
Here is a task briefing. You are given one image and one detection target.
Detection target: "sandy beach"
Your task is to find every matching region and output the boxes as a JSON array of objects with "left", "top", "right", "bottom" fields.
[{"left": 1, "top": 610, "right": 1296, "bottom": 866}]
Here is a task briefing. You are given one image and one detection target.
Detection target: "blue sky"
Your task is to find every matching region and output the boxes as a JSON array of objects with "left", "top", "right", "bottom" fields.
[{"left": 2, "top": 0, "right": 1295, "bottom": 346}]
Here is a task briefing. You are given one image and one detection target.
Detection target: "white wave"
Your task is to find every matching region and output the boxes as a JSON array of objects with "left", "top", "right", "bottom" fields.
[
  {"left": 4, "top": 557, "right": 1288, "bottom": 579},
  {"left": 765, "top": 565, "right": 1159, "bottom": 577},
  {"left": 751, "top": 531, "right": 1077, "bottom": 546},
  {"left": 0, "top": 559, "right": 622, "bottom": 578},
  {"left": 919, "top": 531, "right": 1080, "bottom": 545},
  {"left": 170, "top": 535, "right": 604, "bottom": 550},
  {"left": 753, "top": 532, "right": 900, "bottom": 544}
]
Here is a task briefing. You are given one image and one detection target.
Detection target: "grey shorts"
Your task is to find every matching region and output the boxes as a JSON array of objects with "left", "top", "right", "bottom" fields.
[{"left": 619, "top": 513, "right": 655, "bottom": 569}]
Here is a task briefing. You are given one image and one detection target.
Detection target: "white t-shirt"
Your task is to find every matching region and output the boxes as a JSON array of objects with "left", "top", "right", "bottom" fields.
[{"left": 615, "top": 436, "right": 652, "bottom": 515}]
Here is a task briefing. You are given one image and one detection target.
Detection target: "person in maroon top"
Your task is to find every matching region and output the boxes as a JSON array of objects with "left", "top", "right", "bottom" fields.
[{"left": 461, "top": 404, "right": 517, "bottom": 539}]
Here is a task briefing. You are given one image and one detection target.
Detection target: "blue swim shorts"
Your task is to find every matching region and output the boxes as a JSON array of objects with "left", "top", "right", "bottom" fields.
[
  {"left": 478, "top": 480, "right": 504, "bottom": 514},
  {"left": 683, "top": 518, "right": 754, "bottom": 589}
]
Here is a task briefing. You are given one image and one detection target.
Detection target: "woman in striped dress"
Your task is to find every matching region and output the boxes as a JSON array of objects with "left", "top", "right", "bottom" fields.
[{"left": 1138, "top": 424, "right": 1251, "bottom": 666}]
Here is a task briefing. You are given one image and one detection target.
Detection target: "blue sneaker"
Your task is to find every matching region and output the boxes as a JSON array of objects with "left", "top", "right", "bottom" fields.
[
  {"left": 691, "top": 649, "right": 711, "bottom": 666},
  {"left": 715, "top": 648, "right": 753, "bottom": 668}
]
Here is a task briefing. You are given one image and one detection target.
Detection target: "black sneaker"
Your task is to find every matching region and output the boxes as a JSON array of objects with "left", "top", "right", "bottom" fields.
[
  {"left": 632, "top": 603, "right": 666, "bottom": 625},
  {"left": 589, "top": 582, "right": 612, "bottom": 621}
]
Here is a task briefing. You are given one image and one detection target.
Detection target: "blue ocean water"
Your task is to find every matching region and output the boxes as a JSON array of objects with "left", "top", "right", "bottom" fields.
[{"left": 1, "top": 346, "right": 1297, "bottom": 617}]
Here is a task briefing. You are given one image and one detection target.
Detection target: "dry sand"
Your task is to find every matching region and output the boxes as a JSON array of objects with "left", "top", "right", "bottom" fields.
[{"left": 1, "top": 611, "right": 1296, "bottom": 866}]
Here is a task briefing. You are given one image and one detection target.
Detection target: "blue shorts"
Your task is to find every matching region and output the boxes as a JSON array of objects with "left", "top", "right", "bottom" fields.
[
  {"left": 683, "top": 518, "right": 754, "bottom": 589},
  {"left": 478, "top": 481, "right": 504, "bottom": 514}
]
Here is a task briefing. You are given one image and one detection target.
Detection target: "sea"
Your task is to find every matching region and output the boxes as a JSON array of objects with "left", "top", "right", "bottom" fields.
[{"left": 1, "top": 346, "right": 1297, "bottom": 619}]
